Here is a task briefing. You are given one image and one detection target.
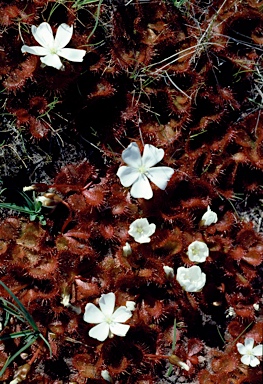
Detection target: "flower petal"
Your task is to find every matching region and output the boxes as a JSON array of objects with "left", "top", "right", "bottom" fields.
[
  {"left": 109, "top": 322, "right": 130, "bottom": 337},
  {"left": 249, "top": 356, "right": 260, "bottom": 367},
  {"left": 244, "top": 337, "right": 255, "bottom": 350},
  {"left": 99, "top": 292, "right": 115, "bottom": 317},
  {"left": 253, "top": 344, "right": 263, "bottom": 356},
  {"left": 112, "top": 306, "right": 132, "bottom": 323},
  {"left": 40, "top": 54, "right": 63, "bottom": 70},
  {"left": 89, "top": 322, "right": 110, "bottom": 341},
  {"left": 147, "top": 223, "right": 156, "bottom": 236},
  {"left": 240, "top": 354, "right": 252, "bottom": 366},
  {"left": 54, "top": 23, "right": 73, "bottom": 49},
  {"left": 142, "top": 144, "right": 164, "bottom": 168},
  {"left": 32, "top": 22, "right": 54, "bottom": 48},
  {"left": 130, "top": 174, "right": 153, "bottom": 199},
  {"left": 21, "top": 45, "right": 49, "bottom": 56},
  {"left": 126, "top": 301, "right": 136, "bottom": 311},
  {"left": 116, "top": 166, "right": 139, "bottom": 187},
  {"left": 83, "top": 303, "right": 105, "bottom": 324},
  {"left": 58, "top": 48, "right": 86, "bottom": 62},
  {"left": 237, "top": 343, "right": 247, "bottom": 355},
  {"left": 146, "top": 166, "right": 174, "bottom": 190},
  {"left": 135, "top": 234, "right": 151, "bottom": 243},
  {"left": 122, "top": 142, "right": 142, "bottom": 167}
]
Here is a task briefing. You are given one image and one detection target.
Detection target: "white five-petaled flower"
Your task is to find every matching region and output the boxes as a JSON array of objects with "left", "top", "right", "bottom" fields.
[
  {"left": 21, "top": 22, "right": 86, "bottom": 70},
  {"left": 83, "top": 292, "right": 132, "bottom": 342},
  {"left": 200, "top": 206, "right": 218, "bottom": 226},
  {"left": 117, "top": 142, "right": 174, "bottom": 199},
  {"left": 176, "top": 265, "right": 206, "bottom": 292},
  {"left": 237, "top": 337, "right": 263, "bottom": 367},
  {"left": 187, "top": 240, "right": 209, "bottom": 263},
  {"left": 128, "top": 218, "right": 156, "bottom": 244}
]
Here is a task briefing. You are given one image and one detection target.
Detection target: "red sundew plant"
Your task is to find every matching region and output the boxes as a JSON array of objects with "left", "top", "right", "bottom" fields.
[{"left": 0, "top": 0, "right": 263, "bottom": 383}]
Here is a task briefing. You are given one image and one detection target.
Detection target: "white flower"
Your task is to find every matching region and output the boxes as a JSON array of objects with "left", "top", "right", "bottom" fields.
[
  {"left": 176, "top": 266, "right": 206, "bottom": 292},
  {"left": 83, "top": 292, "right": 132, "bottom": 342},
  {"left": 163, "top": 265, "right": 175, "bottom": 279},
  {"left": 126, "top": 301, "right": 136, "bottom": 311},
  {"left": 122, "top": 242, "right": 132, "bottom": 257},
  {"left": 101, "top": 370, "right": 113, "bottom": 383},
  {"left": 21, "top": 22, "right": 86, "bottom": 70},
  {"left": 200, "top": 206, "right": 218, "bottom": 226},
  {"left": 187, "top": 240, "right": 209, "bottom": 263},
  {"left": 128, "top": 218, "right": 156, "bottom": 244},
  {"left": 117, "top": 142, "right": 174, "bottom": 199},
  {"left": 237, "top": 337, "right": 263, "bottom": 367}
]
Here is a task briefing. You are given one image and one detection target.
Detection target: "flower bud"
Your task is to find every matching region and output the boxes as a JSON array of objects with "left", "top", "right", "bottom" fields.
[
  {"left": 36, "top": 193, "right": 62, "bottom": 208},
  {"left": 122, "top": 242, "right": 132, "bottom": 257},
  {"left": 200, "top": 206, "right": 218, "bottom": 226},
  {"left": 163, "top": 265, "right": 175, "bottom": 280}
]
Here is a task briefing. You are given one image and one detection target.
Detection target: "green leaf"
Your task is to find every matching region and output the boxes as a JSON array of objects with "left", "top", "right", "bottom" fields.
[
  {"left": 0, "top": 281, "right": 52, "bottom": 376},
  {"left": 0, "top": 281, "right": 38, "bottom": 331},
  {"left": 0, "top": 329, "right": 35, "bottom": 341},
  {"left": 0, "top": 333, "right": 39, "bottom": 377},
  {"left": 0, "top": 189, "right": 46, "bottom": 224}
]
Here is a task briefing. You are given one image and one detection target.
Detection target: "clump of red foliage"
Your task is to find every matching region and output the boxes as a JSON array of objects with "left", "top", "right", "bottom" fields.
[{"left": 0, "top": 0, "right": 263, "bottom": 383}]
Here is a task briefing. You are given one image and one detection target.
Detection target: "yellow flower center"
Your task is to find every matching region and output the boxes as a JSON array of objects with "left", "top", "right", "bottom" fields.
[
  {"left": 105, "top": 316, "right": 113, "bottom": 324},
  {"left": 50, "top": 47, "right": 57, "bottom": 54},
  {"left": 136, "top": 226, "right": 144, "bottom": 234},
  {"left": 138, "top": 165, "right": 146, "bottom": 174}
]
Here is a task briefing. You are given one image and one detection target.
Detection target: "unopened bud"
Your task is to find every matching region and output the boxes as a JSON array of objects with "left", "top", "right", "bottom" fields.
[
  {"left": 36, "top": 193, "right": 62, "bottom": 208},
  {"left": 168, "top": 355, "right": 189, "bottom": 371},
  {"left": 101, "top": 369, "right": 113, "bottom": 383},
  {"left": 122, "top": 242, "right": 132, "bottom": 257},
  {"left": 163, "top": 265, "right": 175, "bottom": 280},
  {"left": 10, "top": 363, "right": 31, "bottom": 383},
  {"left": 23, "top": 185, "right": 36, "bottom": 192}
]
